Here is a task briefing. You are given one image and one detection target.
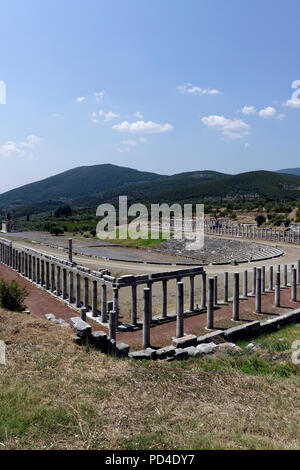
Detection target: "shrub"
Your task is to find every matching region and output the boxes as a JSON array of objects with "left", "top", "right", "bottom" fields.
[
  {"left": 50, "top": 226, "right": 64, "bottom": 236},
  {"left": 0, "top": 279, "right": 28, "bottom": 311},
  {"left": 255, "top": 214, "right": 266, "bottom": 226}
]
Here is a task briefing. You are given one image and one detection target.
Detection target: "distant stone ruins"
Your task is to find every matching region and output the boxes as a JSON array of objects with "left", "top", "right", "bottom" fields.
[{"left": 1, "top": 218, "right": 18, "bottom": 233}]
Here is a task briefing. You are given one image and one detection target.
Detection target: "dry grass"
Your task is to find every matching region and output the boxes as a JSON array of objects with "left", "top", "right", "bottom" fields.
[{"left": 0, "top": 308, "right": 299, "bottom": 450}]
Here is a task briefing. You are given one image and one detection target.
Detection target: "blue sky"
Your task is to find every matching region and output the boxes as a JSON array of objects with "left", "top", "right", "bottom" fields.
[{"left": 0, "top": 0, "right": 300, "bottom": 192}]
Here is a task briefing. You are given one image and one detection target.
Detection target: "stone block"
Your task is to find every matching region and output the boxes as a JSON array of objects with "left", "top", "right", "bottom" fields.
[
  {"left": 174, "top": 348, "right": 189, "bottom": 360},
  {"left": 45, "top": 313, "right": 56, "bottom": 321},
  {"left": 69, "top": 317, "right": 91, "bottom": 338},
  {"left": 197, "top": 330, "right": 225, "bottom": 344},
  {"left": 172, "top": 334, "right": 197, "bottom": 349},
  {"left": 115, "top": 343, "right": 130, "bottom": 358},
  {"left": 129, "top": 350, "right": 152, "bottom": 360},
  {"left": 156, "top": 345, "right": 176, "bottom": 359},
  {"left": 90, "top": 331, "right": 108, "bottom": 351},
  {"left": 196, "top": 342, "right": 217, "bottom": 355},
  {"left": 224, "top": 321, "right": 260, "bottom": 341},
  {"left": 72, "top": 336, "right": 82, "bottom": 345}
]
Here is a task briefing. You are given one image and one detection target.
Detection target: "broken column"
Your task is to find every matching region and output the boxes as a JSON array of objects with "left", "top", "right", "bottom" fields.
[
  {"left": 206, "top": 277, "right": 214, "bottom": 329},
  {"left": 233, "top": 272, "right": 239, "bottom": 321},
  {"left": 176, "top": 281, "right": 184, "bottom": 338},
  {"left": 142, "top": 288, "right": 151, "bottom": 348},
  {"left": 255, "top": 268, "right": 262, "bottom": 313}
]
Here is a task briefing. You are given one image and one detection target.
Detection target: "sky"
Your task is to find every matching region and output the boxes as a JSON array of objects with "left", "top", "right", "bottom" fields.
[{"left": 0, "top": 0, "right": 300, "bottom": 192}]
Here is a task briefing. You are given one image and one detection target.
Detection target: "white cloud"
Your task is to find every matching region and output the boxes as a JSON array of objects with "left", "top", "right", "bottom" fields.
[
  {"left": 258, "top": 106, "right": 277, "bottom": 118},
  {"left": 242, "top": 106, "right": 256, "bottom": 115},
  {"left": 117, "top": 146, "right": 131, "bottom": 153},
  {"left": 201, "top": 115, "right": 250, "bottom": 139},
  {"left": 244, "top": 142, "right": 251, "bottom": 148},
  {"left": 139, "top": 137, "right": 150, "bottom": 143},
  {"left": 122, "top": 140, "right": 137, "bottom": 146},
  {"left": 77, "top": 97, "right": 86, "bottom": 103},
  {"left": 134, "top": 111, "right": 144, "bottom": 119},
  {"left": 94, "top": 91, "right": 105, "bottom": 102},
  {"left": 178, "top": 83, "right": 221, "bottom": 95},
  {"left": 284, "top": 80, "right": 300, "bottom": 108},
  {"left": 0, "top": 135, "right": 42, "bottom": 158},
  {"left": 98, "top": 110, "right": 119, "bottom": 122},
  {"left": 112, "top": 120, "right": 173, "bottom": 134}
]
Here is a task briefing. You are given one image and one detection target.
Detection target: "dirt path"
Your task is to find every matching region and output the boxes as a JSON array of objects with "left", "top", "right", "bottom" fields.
[{"left": 1, "top": 262, "right": 300, "bottom": 351}]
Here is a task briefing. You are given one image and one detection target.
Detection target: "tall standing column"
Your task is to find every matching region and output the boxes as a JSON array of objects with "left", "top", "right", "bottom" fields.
[
  {"left": 109, "top": 310, "right": 117, "bottom": 341},
  {"left": 62, "top": 268, "right": 67, "bottom": 299},
  {"left": 233, "top": 272, "right": 239, "bottom": 321},
  {"left": 189, "top": 275, "right": 194, "bottom": 312},
  {"left": 261, "top": 266, "right": 265, "bottom": 293},
  {"left": 224, "top": 271, "right": 229, "bottom": 303},
  {"left": 113, "top": 287, "right": 119, "bottom": 323},
  {"left": 84, "top": 277, "right": 89, "bottom": 309},
  {"left": 76, "top": 273, "right": 81, "bottom": 308},
  {"left": 147, "top": 279, "right": 153, "bottom": 320},
  {"left": 298, "top": 260, "right": 300, "bottom": 284},
  {"left": 28, "top": 255, "right": 32, "bottom": 279},
  {"left": 214, "top": 275, "right": 218, "bottom": 305},
  {"left": 36, "top": 258, "right": 40, "bottom": 284},
  {"left": 201, "top": 272, "right": 207, "bottom": 309},
  {"left": 275, "top": 271, "right": 281, "bottom": 307},
  {"left": 252, "top": 267, "right": 257, "bottom": 295},
  {"left": 176, "top": 282, "right": 184, "bottom": 338},
  {"left": 142, "top": 288, "right": 151, "bottom": 348},
  {"left": 69, "top": 271, "right": 74, "bottom": 302},
  {"left": 206, "top": 277, "right": 214, "bottom": 329},
  {"left": 51, "top": 264, "right": 55, "bottom": 292},
  {"left": 291, "top": 268, "right": 297, "bottom": 302},
  {"left": 131, "top": 283, "right": 137, "bottom": 325},
  {"left": 56, "top": 266, "right": 61, "bottom": 296},
  {"left": 45, "top": 262, "right": 50, "bottom": 289},
  {"left": 283, "top": 265, "right": 288, "bottom": 287},
  {"left": 92, "top": 280, "right": 98, "bottom": 317},
  {"left": 243, "top": 270, "right": 248, "bottom": 298},
  {"left": 162, "top": 280, "right": 167, "bottom": 319},
  {"left": 101, "top": 284, "right": 107, "bottom": 322},
  {"left": 255, "top": 268, "right": 262, "bottom": 313},
  {"left": 269, "top": 266, "right": 273, "bottom": 291},
  {"left": 40, "top": 259, "right": 44, "bottom": 284},
  {"left": 68, "top": 238, "right": 73, "bottom": 263},
  {"left": 32, "top": 256, "right": 36, "bottom": 282}
]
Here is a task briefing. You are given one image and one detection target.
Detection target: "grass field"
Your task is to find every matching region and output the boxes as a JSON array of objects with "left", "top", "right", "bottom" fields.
[{"left": 0, "top": 309, "right": 299, "bottom": 450}]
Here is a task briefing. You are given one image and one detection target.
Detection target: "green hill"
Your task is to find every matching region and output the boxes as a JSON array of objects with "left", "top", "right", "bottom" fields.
[{"left": 277, "top": 168, "right": 300, "bottom": 176}]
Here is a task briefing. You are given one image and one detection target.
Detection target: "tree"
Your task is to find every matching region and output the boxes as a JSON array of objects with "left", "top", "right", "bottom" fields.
[
  {"left": 50, "top": 225, "right": 64, "bottom": 236},
  {"left": 54, "top": 205, "right": 72, "bottom": 218},
  {"left": 255, "top": 214, "right": 266, "bottom": 227},
  {"left": 0, "top": 278, "right": 28, "bottom": 311}
]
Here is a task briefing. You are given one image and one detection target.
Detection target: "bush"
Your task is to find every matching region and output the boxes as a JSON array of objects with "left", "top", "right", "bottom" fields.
[
  {"left": 0, "top": 279, "right": 28, "bottom": 311},
  {"left": 50, "top": 226, "right": 64, "bottom": 236},
  {"left": 255, "top": 214, "right": 266, "bottom": 226}
]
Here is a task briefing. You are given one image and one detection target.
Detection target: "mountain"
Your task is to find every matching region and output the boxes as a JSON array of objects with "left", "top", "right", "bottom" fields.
[
  {"left": 154, "top": 170, "right": 300, "bottom": 202},
  {"left": 277, "top": 168, "right": 300, "bottom": 176},
  {"left": 0, "top": 164, "right": 163, "bottom": 208},
  {"left": 0, "top": 165, "right": 228, "bottom": 211}
]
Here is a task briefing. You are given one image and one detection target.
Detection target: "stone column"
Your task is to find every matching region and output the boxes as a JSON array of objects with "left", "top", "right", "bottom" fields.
[
  {"left": 206, "top": 277, "right": 214, "bottom": 329},
  {"left": 109, "top": 310, "right": 117, "bottom": 341},
  {"left": 275, "top": 271, "right": 280, "bottom": 307},
  {"left": 189, "top": 275, "right": 194, "bottom": 312},
  {"left": 68, "top": 238, "right": 73, "bottom": 263},
  {"left": 252, "top": 267, "right": 257, "bottom": 295},
  {"left": 142, "top": 288, "right": 151, "bottom": 348},
  {"left": 283, "top": 265, "right": 288, "bottom": 287},
  {"left": 51, "top": 264, "right": 55, "bottom": 292},
  {"left": 233, "top": 272, "right": 239, "bottom": 321},
  {"left": 56, "top": 266, "right": 61, "bottom": 296},
  {"left": 113, "top": 287, "right": 119, "bottom": 322},
  {"left": 80, "top": 307, "right": 87, "bottom": 321},
  {"left": 162, "top": 280, "right": 167, "bottom": 319},
  {"left": 46, "top": 262, "right": 50, "bottom": 289},
  {"left": 201, "top": 272, "right": 207, "bottom": 309},
  {"left": 298, "top": 260, "right": 300, "bottom": 284},
  {"left": 224, "top": 271, "right": 229, "bottom": 303},
  {"left": 291, "top": 268, "right": 297, "bottom": 302},
  {"left": 147, "top": 279, "right": 153, "bottom": 320},
  {"left": 261, "top": 266, "right": 265, "bottom": 293},
  {"left": 214, "top": 275, "right": 218, "bottom": 305},
  {"left": 76, "top": 273, "right": 81, "bottom": 308},
  {"left": 269, "top": 266, "right": 273, "bottom": 291},
  {"left": 84, "top": 277, "right": 89, "bottom": 309},
  {"left": 255, "top": 268, "right": 262, "bottom": 313},
  {"left": 101, "top": 284, "right": 107, "bottom": 322},
  {"left": 131, "top": 283, "right": 137, "bottom": 325},
  {"left": 243, "top": 270, "right": 248, "bottom": 298},
  {"left": 62, "top": 268, "right": 67, "bottom": 299},
  {"left": 32, "top": 256, "right": 36, "bottom": 282},
  {"left": 290, "top": 264, "right": 295, "bottom": 285},
  {"left": 92, "top": 280, "right": 98, "bottom": 317},
  {"left": 69, "top": 271, "right": 74, "bottom": 302},
  {"left": 18, "top": 252, "right": 21, "bottom": 274},
  {"left": 176, "top": 282, "right": 184, "bottom": 338},
  {"left": 36, "top": 258, "right": 40, "bottom": 284},
  {"left": 28, "top": 255, "right": 32, "bottom": 279}
]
